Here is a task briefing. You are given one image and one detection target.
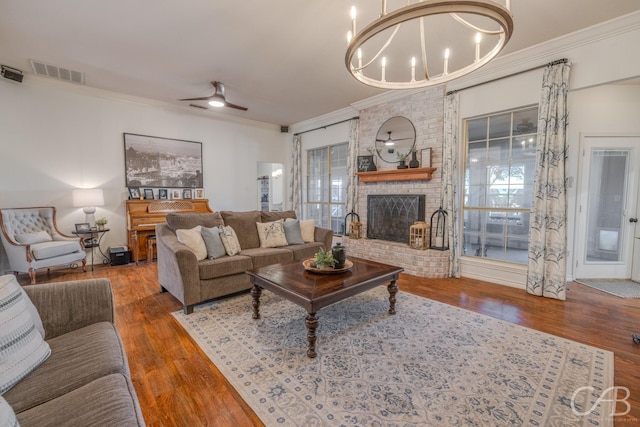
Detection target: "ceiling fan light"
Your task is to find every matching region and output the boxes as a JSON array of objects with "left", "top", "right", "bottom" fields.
[{"left": 209, "top": 94, "right": 225, "bottom": 107}]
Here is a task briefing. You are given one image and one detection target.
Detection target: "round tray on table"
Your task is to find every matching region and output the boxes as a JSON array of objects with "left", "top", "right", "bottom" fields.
[{"left": 302, "top": 258, "right": 353, "bottom": 274}]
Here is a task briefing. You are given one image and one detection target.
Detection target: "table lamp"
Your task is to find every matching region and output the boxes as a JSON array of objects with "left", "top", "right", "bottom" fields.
[{"left": 72, "top": 188, "right": 104, "bottom": 226}]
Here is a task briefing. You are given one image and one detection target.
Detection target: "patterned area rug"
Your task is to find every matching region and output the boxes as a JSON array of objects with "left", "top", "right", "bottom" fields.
[
  {"left": 173, "top": 287, "right": 614, "bottom": 426},
  {"left": 575, "top": 279, "right": 640, "bottom": 298}
]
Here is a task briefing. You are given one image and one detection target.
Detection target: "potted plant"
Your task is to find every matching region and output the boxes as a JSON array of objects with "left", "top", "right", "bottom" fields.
[
  {"left": 311, "top": 248, "right": 336, "bottom": 270},
  {"left": 396, "top": 151, "right": 410, "bottom": 169},
  {"left": 95, "top": 218, "right": 108, "bottom": 231}
]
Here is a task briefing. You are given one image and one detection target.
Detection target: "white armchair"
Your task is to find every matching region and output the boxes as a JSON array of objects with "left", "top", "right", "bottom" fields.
[{"left": 0, "top": 207, "right": 86, "bottom": 284}]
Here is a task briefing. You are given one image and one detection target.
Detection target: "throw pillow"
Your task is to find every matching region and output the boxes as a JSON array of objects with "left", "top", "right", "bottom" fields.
[
  {"left": 176, "top": 226, "right": 207, "bottom": 261},
  {"left": 0, "top": 396, "right": 18, "bottom": 427},
  {"left": 256, "top": 220, "right": 288, "bottom": 248},
  {"left": 219, "top": 226, "right": 241, "bottom": 256},
  {"left": 300, "top": 219, "right": 316, "bottom": 243},
  {"left": 201, "top": 226, "right": 227, "bottom": 259},
  {"left": 0, "top": 274, "right": 51, "bottom": 394},
  {"left": 0, "top": 276, "right": 45, "bottom": 339},
  {"left": 14, "top": 230, "right": 52, "bottom": 245},
  {"left": 283, "top": 219, "right": 304, "bottom": 245}
]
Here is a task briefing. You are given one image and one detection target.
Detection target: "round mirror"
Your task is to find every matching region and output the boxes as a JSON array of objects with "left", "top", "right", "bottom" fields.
[{"left": 375, "top": 116, "right": 416, "bottom": 163}]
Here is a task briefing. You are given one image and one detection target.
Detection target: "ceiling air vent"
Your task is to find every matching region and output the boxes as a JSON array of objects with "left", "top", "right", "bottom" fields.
[{"left": 29, "top": 59, "right": 84, "bottom": 84}]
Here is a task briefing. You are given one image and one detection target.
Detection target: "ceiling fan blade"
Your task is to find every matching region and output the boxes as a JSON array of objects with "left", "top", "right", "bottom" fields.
[
  {"left": 178, "top": 96, "right": 212, "bottom": 101},
  {"left": 224, "top": 101, "right": 248, "bottom": 111},
  {"left": 390, "top": 137, "right": 414, "bottom": 142}
]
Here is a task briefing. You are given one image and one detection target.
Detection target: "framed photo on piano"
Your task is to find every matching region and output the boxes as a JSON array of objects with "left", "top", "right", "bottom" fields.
[{"left": 128, "top": 187, "right": 140, "bottom": 200}]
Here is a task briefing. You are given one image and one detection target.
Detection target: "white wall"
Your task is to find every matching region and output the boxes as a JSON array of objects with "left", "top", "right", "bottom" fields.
[{"left": 0, "top": 77, "right": 289, "bottom": 263}]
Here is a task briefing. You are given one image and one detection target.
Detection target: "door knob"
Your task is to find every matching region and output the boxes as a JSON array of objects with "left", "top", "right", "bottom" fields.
[{"left": 630, "top": 218, "right": 639, "bottom": 223}]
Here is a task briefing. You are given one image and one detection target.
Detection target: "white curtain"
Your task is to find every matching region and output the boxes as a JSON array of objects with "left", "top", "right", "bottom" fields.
[
  {"left": 346, "top": 118, "right": 359, "bottom": 217},
  {"left": 289, "top": 134, "right": 302, "bottom": 218},
  {"left": 526, "top": 60, "right": 571, "bottom": 300},
  {"left": 443, "top": 92, "right": 460, "bottom": 277}
]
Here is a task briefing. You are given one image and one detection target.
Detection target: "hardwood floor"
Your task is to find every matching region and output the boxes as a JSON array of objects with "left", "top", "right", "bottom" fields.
[{"left": 19, "top": 264, "right": 640, "bottom": 426}]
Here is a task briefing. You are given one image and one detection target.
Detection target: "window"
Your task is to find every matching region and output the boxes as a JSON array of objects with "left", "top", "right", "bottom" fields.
[
  {"left": 305, "top": 143, "right": 348, "bottom": 234},
  {"left": 463, "top": 107, "right": 537, "bottom": 264}
]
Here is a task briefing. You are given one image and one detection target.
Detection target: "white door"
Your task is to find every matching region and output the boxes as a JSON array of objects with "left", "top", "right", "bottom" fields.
[{"left": 575, "top": 135, "right": 640, "bottom": 279}]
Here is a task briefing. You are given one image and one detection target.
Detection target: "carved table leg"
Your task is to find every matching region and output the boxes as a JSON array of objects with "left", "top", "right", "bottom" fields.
[
  {"left": 387, "top": 280, "right": 398, "bottom": 315},
  {"left": 251, "top": 285, "right": 262, "bottom": 319},
  {"left": 305, "top": 312, "right": 319, "bottom": 358}
]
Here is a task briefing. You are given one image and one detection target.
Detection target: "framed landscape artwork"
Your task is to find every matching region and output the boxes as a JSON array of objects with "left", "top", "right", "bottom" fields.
[{"left": 124, "top": 133, "right": 203, "bottom": 188}]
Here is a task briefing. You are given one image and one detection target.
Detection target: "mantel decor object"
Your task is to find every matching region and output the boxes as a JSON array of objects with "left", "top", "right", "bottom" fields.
[
  {"left": 345, "top": 211, "right": 363, "bottom": 239},
  {"left": 409, "top": 221, "right": 430, "bottom": 250},
  {"left": 430, "top": 206, "right": 449, "bottom": 250}
]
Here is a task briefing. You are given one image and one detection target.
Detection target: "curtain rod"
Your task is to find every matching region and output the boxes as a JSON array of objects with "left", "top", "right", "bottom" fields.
[
  {"left": 446, "top": 58, "right": 568, "bottom": 96},
  {"left": 293, "top": 116, "right": 359, "bottom": 136}
]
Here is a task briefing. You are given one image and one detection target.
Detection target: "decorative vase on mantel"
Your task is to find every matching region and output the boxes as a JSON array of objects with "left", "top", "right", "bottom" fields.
[
  {"left": 397, "top": 159, "right": 408, "bottom": 169},
  {"left": 409, "top": 150, "right": 420, "bottom": 168}
]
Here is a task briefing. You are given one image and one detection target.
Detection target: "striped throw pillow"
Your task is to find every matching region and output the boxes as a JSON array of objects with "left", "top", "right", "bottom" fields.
[
  {"left": 0, "top": 395, "right": 19, "bottom": 427},
  {"left": 0, "top": 275, "right": 51, "bottom": 394}
]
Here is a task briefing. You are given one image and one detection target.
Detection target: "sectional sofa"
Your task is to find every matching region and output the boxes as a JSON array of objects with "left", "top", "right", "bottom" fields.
[
  {"left": 1, "top": 276, "right": 145, "bottom": 426},
  {"left": 156, "top": 210, "right": 333, "bottom": 314}
]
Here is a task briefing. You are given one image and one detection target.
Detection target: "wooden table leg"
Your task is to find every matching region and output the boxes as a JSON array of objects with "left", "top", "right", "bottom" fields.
[
  {"left": 387, "top": 280, "right": 398, "bottom": 315},
  {"left": 305, "top": 312, "right": 318, "bottom": 358},
  {"left": 251, "top": 285, "right": 262, "bottom": 319}
]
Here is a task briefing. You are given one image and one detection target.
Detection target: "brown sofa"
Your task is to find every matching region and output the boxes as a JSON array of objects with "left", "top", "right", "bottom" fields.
[
  {"left": 3, "top": 277, "right": 145, "bottom": 426},
  {"left": 156, "top": 210, "right": 333, "bottom": 314}
]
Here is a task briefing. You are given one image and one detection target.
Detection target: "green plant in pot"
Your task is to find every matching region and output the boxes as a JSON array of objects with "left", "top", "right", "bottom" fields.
[
  {"left": 311, "top": 248, "right": 336, "bottom": 270},
  {"left": 95, "top": 218, "right": 108, "bottom": 230}
]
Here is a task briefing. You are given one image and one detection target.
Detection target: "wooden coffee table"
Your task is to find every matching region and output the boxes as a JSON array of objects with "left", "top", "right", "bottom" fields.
[{"left": 246, "top": 256, "right": 403, "bottom": 358}]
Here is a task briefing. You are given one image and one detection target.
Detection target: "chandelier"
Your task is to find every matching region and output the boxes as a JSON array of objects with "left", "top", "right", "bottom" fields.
[{"left": 345, "top": 0, "right": 514, "bottom": 89}]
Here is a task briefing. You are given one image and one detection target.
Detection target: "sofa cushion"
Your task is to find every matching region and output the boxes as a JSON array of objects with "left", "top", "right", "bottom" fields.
[
  {"left": 256, "top": 220, "right": 288, "bottom": 248},
  {"left": 166, "top": 212, "right": 223, "bottom": 232},
  {"left": 285, "top": 242, "right": 325, "bottom": 261},
  {"left": 300, "top": 219, "right": 316, "bottom": 243},
  {"left": 0, "top": 395, "right": 18, "bottom": 427},
  {"left": 176, "top": 226, "right": 207, "bottom": 261},
  {"left": 239, "top": 247, "right": 293, "bottom": 269},
  {"left": 201, "top": 226, "right": 227, "bottom": 259},
  {"left": 30, "top": 240, "right": 82, "bottom": 260},
  {"left": 198, "top": 255, "right": 254, "bottom": 280},
  {"left": 283, "top": 219, "right": 305, "bottom": 245},
  {"left": 16, "top": 373, "right": 145, "bottom": 427},
  {"left": 219, "top": 226, "right": 241, "bottom": 256},
  {"left": 0, "top": 275, "right": 51, "bottom": 395},
  {"left": 260, "top": 210, "right": 296, "bottom": 223},
  {"left": 220, "top": 211, "right": 261, "bottom": 249},
  {"left": 3, "top": 322, "right": 128, "bottom": 413},
  {"left": 15, "top": 230, "right": 52, "bottom": 245}
]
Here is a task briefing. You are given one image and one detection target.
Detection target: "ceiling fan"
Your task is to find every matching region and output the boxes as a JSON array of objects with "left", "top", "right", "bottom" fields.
[
  {"left": 376, "top": 131, "right": 413, "bottom": 146},
  {"left": 178, "top": 81, "right": 248, "bottom": 111}
]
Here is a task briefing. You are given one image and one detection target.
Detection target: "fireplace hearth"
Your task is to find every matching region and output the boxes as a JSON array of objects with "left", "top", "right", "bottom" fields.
[{"left": 367, "top": 195, "right": 425, "bottom": 243}]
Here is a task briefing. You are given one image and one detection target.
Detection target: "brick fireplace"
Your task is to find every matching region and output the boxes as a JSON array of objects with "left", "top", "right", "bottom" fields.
[{"left": 343, "top": 86, "right": 450, "bottom": 278}]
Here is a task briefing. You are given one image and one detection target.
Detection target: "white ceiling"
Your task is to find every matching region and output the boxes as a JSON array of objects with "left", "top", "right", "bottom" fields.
[{"left": 1, "top": 1, "right": 638, "bottom": 126}]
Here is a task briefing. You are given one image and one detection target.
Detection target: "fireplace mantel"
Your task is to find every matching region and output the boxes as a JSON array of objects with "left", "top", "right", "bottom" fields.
[{"left": 356, "top": 167, "right": 437, "bottom": 183}]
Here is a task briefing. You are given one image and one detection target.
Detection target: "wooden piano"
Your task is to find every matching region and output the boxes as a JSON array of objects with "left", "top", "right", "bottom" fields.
[{"left": 125, "top": 199, "right": 213, "bottom": 264}]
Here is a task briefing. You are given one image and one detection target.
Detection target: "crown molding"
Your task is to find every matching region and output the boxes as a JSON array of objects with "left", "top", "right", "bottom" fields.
[
  {"left": 21, "top": 74, "right": 281, "bottom": 131},
  {"left": 289, "top": 105, "right": 359, "bottom": 135}
]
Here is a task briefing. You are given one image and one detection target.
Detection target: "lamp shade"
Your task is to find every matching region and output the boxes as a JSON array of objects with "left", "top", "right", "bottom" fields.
[{"left": 72, "top": 188, "right": 104, "bottom": 208}]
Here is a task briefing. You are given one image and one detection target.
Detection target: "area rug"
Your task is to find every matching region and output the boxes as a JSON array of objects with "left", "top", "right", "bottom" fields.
[
  {"left": 575, "top": 279, "right": 640, "bottom": 298},
  {"left": 173, "top": 287, "right": 614, "bottom": 426}
]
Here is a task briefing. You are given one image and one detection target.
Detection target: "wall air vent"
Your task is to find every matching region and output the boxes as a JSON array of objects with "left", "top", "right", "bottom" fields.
[{"left": 29, "top": 59, "right": 84, "bottom": 84}]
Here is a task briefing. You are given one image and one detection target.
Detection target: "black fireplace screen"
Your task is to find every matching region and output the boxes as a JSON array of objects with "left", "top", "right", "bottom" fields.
[{"left": 367, "top": 195, "right": 425, "bottom": 243}]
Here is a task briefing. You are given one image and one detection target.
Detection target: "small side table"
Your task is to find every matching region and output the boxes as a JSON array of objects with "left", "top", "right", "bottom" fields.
[{"left": 72, "top": 228, "right": 110, "bottom": 271}]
